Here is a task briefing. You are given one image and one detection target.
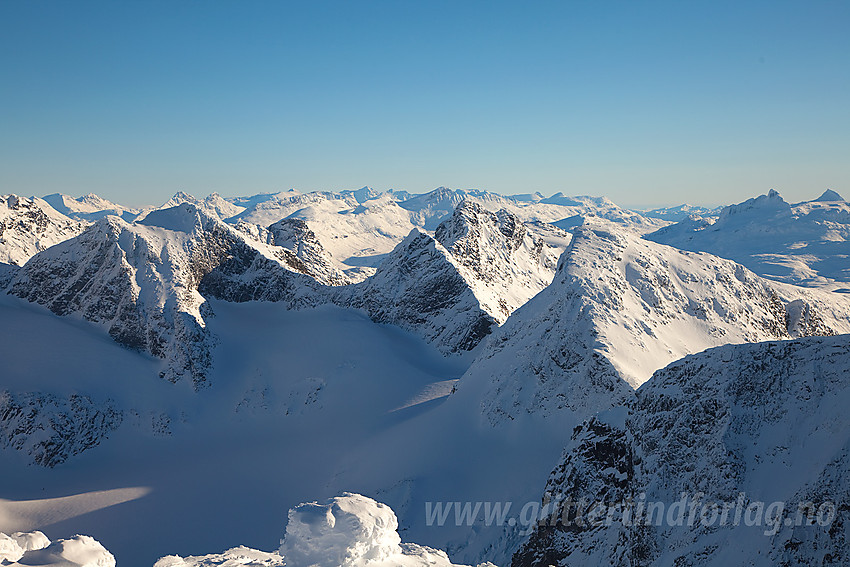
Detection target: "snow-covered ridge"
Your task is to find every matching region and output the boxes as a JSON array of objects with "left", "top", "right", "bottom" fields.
[
  {"left": 640, "top": 203, "right": 722, "bottom": 222},
  {"left": 43, "top": 192, "right": 140, "bottom": 222},
  {"left": 515, "top": 334, "right": 850, "bottom": 567},
  {"left": 647, "top": 189, "right": 850, "bottom": 288},
  {"left": 29, "top": 187, "right": 664, "bottom": 281},
  {"left": 459, "top": 219, "right": 850, "bottom": 428},
  {"left": 234, "top": 217, "right": 351, "bottom": 286},
  {"left": 433, "top": 201, "right": 559, "bottom": 323},
  {"left": 0, "top": 195, "right": 87, "bottom": 266}
]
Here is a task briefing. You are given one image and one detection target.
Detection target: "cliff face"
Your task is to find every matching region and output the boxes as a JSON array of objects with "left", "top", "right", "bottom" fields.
[{"left": 514, "top": 335, "right": 850, "bottom": 567}]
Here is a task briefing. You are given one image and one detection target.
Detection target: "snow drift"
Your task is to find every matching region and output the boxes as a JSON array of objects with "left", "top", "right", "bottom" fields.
[
  {"left": 0, "top": 531, "right": 114, "bottom": 567},
  {"left": 155, "top": 493, "right": 495, "bottom": 567}
]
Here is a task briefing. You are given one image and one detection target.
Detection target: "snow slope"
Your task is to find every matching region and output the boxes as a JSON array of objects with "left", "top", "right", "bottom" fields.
[
  {"left": 156, "top": 192, "right": 246, "bottom": 221},
  {"left": 0, "top": 297, "right": 476, "bottom": 566},
  {"left": 647, "top": 189, "right": 850, "bottom": 288},
  {"left": 399, "top": 188, "right": 666, "bottom": 234},
  {"left": 234, "top": 218, "right": 351, "bottom": 286},
  {"left": 514, "top": 334, "right": 850, "bottom": 567},
  {"left": 458, "top": 219, "right": 850, "bottom": 430},
  {"left": 42, "top": 193, "right": 140, "bottom": 223},
  {"left": 640, "top": 203, "right": 721, "bottom": 222},
  {"left": 0, "top": 195, "right": 87, "bottom": 266},
  {"left": 432, "top": 201, "right": 560, "bottom": 323}
]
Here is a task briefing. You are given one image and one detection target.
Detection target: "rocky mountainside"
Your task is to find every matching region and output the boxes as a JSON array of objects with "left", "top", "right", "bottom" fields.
[
  {"left": 0, "top": 391, "right": 123, "bottom": 468},
  {"left": 0, "top": 195, "right": 87, "bottom": 266},
  {"left": 156, "top": 191, "right": 246, "bottom": 220},
  {"left": 234, "top": 217, "right": 351, "bottom": 286},
  {"left": 458, "top": 220, "right": 850, "bottom": 429},
  {"left": 647, "top": 189, "right": 850, "bottom": 288},
  {"left": 514, "top": 334, "right": 850, "bottom": 567},
  {"left": 433, "top": 201, "right": 560, "bottom": 323},
  {"left": 5, "top": 204, "right": 322, "bottom": 389},
  {"left": 2, "top": 197, "right": 563, "bottom": 401},
  {"left": 336, "top": 229, "right": 496, "bottom": 355}
]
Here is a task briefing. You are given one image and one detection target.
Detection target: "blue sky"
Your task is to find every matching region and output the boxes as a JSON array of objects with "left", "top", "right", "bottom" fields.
[{"left": 1, "top": 1, "right": 848, "bottom": 208}]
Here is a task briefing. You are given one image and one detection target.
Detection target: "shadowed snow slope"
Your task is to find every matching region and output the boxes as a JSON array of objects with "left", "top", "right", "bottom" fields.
[
  {"left": 647, "top": 189, "right": 850, "bottom": 288},
  {"left": 514, "top": 334, "right": 850, "bottom": 567}
]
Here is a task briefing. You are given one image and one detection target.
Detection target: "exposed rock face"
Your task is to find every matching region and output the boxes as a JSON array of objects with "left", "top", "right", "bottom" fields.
[
  {"left": 6, "top": 204, "right": 322, "bottom": 388},
  {"left": 0, "top": 391, "right": 122, "bottom": 467},
  {"left": 433, "top": 201, "right": 558, "bottom": 323},
  {"left": 337, "top": 230, "right": 496, "bottom": 354},
  {"left": 234, "top": 217, "right": 350, "bottom": 286},
  {"left": 0, "top": 195, "right": 87, "bottom": 266},
  {"left": 514, "top": 335, "right": 850, "bottom": 567}
]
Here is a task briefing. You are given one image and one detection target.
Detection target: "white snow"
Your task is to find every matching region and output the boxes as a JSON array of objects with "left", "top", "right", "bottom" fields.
[
  {"left": 647, "top": 189, "right": 850, "bottom": 288},
  {"left": 156, "top": 494, "right": 494, "bottom": 567},
  {"left": 0, "top": 195, "right": 87, "bottom": 266},
  {"left": 0, "top": 531, "right": 114, "bottom": 567}
]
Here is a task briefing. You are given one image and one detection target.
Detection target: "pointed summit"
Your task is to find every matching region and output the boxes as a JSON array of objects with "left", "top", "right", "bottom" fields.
[{"left": 815, "top": 189, "right": 844, "bottom": 202}]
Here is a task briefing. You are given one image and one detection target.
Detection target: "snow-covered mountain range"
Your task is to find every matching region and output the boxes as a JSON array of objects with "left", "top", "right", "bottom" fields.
[
  {"left": 1, "top": 186, "right": 849, "bottom": 567},
  {"left": 647, "top": 189, "right": 850, "bottom": 289}
]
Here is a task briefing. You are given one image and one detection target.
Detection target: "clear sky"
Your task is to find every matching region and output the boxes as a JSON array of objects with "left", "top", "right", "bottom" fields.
[{"left": 1, "top": 0, "right": 848, "bottom": 209}]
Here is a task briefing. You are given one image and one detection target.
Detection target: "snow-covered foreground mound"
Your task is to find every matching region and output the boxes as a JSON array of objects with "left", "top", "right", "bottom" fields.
[
  {"left": 155, "top": 494, "right": 494, "bottom": 567},
  {"left": 0, "top": 530, "right": 114, "bottom": 566}
]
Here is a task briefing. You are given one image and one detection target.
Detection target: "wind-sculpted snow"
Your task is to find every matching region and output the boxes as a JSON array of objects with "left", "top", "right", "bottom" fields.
[
  {"left": 514, "top": 335, "right": 850, "bottom": 567},
  {"left": 462, "top": 220, "right": 850, "bottom": 427},
  {"left": 155, "top": 494, "right": 494, "bottom": 567},
  {"left": 0, "top": 195, "right": 87, "bottom": 266},
  {"left": 647, "top": 189, "right": 850, "bottom": 288},
  {"left": 0, "top": 531, "right": 115, "bottom": 566}
]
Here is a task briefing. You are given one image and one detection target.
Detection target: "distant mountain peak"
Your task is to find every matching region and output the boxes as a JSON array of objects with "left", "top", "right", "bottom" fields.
[{"left": 816, "top": 189, "right": 844, "bottom": 202}]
